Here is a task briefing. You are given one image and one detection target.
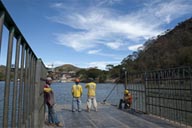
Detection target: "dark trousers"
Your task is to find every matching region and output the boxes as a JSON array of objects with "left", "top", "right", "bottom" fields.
[{"left": 118, "top": 99, "right": 129, "bottom": 109}]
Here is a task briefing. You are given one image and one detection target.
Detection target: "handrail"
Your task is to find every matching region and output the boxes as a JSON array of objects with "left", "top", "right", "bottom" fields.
[{"left": 0, "top": 1, "right": 47, "bottom": 128}]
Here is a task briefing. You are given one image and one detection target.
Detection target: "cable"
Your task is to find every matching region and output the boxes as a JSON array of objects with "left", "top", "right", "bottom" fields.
[{"left": 103, "top": 83, "right": 119, "bottom": 103}]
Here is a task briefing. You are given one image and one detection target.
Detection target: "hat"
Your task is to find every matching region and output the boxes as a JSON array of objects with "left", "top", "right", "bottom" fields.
[
  {"left": 46, "top": 77, "right": 52, "bottom": 81},
  {"left": 124, "top": 90, "right": 129, "bottom": 94}
]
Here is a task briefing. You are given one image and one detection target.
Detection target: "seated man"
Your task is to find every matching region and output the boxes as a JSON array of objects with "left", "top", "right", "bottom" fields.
[{"left": 118, "top": 89, "right": 132, "bottom": 109}]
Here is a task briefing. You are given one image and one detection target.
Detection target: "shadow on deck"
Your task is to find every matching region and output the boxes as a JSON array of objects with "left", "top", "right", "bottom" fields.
[{"left": 44, "top": 103, "right": 188, "bottom": 128}]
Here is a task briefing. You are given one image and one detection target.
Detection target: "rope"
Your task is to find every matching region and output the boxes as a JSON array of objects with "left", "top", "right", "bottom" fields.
[{"left": 103, "top": 83, "right": 119, "bottom": 103}]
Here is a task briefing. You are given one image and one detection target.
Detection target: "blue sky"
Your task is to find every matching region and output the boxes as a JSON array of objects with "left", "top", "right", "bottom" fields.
[{"left": 1, "top": 0, "right": 192, "bottom": 70}]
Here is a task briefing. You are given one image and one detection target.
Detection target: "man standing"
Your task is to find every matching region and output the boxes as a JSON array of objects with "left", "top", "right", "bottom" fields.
[
  {"left": 85, "top": 78, "right": 97, "bottom": 112},
  {"left": 71, "top": 78, "right": 83, "bottom": 112},
  {"left": 44, "top": 77, "right": 63, "bottom": 127}
]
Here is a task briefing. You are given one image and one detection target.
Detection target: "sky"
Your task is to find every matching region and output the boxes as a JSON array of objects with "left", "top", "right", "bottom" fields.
[{"left": 1, "top": 0, "right": 192, "bottom": 70}]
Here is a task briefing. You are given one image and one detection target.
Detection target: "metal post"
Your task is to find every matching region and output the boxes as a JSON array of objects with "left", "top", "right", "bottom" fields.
[
  {"left": 125, "top": 70, "right": 127, "bottom": 89},
  {"left": 18, "top": 43, "right": 25, "bottom": 128},
  {"left": 11, "top": 36, "right": 21, "bottom": 127},
  {"left": 27, "top": 51, "right": 32, "bottom": 126},
  {"left": 3, "top": 27, "right": 15, "bottom": 128},
  {"left": 122, "top": 67, "right": 127, "bottom": 89},
  {"left": 0, "top": 12, "right": 5, "bottom": 54},
  {"left": 33, "top": 59, "right": 42, "bottom": 127},
  {"left": 144, "top": 72, "right": 147, "bottom": 113},
  {"left": 31, "top": 56, "right": 36, "bottom": 128},
  {"left": 23, "top": 48, "right": 29, "bottom": 126}
]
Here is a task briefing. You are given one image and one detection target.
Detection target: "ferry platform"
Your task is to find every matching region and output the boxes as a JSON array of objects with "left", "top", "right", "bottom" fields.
[{"left": 44, "top": 103, "right": 186, "bottom": 128}]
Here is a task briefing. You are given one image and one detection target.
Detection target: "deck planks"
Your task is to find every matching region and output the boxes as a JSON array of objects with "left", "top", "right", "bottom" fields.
[{"left": 44, "top": 103, "right": 187, "bottom": 128}]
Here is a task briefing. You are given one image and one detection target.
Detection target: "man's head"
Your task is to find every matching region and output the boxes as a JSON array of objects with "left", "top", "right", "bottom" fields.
[
  {"left": 88, "top": 78, "right": 94, "bottom": 82},
  {"left": 46, "top": 77, "right": 52, "bottom": 84},
  {"left": 75, "top": 78, "right": 80, "bottom": 84}
]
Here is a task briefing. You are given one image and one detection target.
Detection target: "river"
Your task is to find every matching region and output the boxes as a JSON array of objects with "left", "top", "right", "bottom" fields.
[{"left": 0, "top": 82, "right": 125, "bottom": 125}]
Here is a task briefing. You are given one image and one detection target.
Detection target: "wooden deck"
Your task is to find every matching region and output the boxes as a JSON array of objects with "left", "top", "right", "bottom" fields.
[{"left": 44, "top": 103, "right": 187, "bottom": 128}]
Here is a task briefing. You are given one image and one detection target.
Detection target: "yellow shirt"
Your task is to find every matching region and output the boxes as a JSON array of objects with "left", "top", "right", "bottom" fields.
[
  {"left": 85, "top": 82, "right": 96, "bottom": 97},
  {"left": 72, "top": 84, "right": 83, "bottom": 97},
  {"left": 44, "top": 87, "right": 52, "bottom": 93}
]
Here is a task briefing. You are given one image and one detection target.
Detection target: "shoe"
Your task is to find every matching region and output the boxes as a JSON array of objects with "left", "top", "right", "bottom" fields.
[
  {"left": 56, "top": 122, "right": 63, "bottom": 127},
  {"left": 45, "top": 122, "right": 55, "bottom": 126},
  {"left": 50, "top": 123, "right": 56, "bottom": 126}
]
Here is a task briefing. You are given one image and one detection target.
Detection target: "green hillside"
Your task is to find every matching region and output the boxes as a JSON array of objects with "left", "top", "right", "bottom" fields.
[{"left": 121, "top": 18, "right": 192, "bottom": 72}]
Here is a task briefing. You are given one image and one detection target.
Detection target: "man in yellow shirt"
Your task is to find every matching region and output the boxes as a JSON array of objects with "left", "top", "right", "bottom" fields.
[
  {"left": 85, "top": 78, "right": 97, "bottom": 112},
  {"left": 72, "top": 78, "right": 83, "bottom": 112}
]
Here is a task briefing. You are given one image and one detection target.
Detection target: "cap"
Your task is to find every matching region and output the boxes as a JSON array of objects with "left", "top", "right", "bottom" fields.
[{"left": 46, "top": 77, "right": 52, "bottom": 81}]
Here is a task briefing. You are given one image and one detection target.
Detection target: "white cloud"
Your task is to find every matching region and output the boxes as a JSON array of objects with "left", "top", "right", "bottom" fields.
[
  {"left": 50, "top": 0, "right": 192, "bottom": 53},
  {"left": 105, "top": 42, "right": 124, "bottom": 50},
  {"left": 87, "top": 49, "right": 124, "bottom": 59},
  {"left": 128, "top": 44, "right": 143, "bottom": 51},
  {"left": 51, "top": 2, "right": 63, "bottom": 8},
  {"left": 55, "top": 32, "right": 100, "bottom": 51},
  {"left": 87, "top": 61, "right": 120, "bottom": 70},
  {"left": 153, "top": 0, "right": 192, "bottom": 24},
  {"left": 96, "top": 0, "right": 122, "bottom": 6},
  {"left": 88, "top": 49, "right": 101, "bottom": 54}
]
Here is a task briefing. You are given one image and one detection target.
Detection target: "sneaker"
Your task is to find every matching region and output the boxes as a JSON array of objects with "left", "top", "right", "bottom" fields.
[
  {"left": 56, "top": 122, "right": 63, "bottom": 127},
  {"left": 45, "top": 122, "right": 55, "bottom": 126}
]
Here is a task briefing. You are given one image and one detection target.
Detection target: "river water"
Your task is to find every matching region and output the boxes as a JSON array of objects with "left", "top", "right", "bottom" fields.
[
  {"left": 0, "top": 82, "right": 125, "bottom": 125},
  {"left": 52, "top": 82, "right": 124, "bottom": 105}
]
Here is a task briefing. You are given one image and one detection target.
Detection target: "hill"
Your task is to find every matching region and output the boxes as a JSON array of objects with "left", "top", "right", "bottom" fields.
[
  {"left": 121, "top": 17, "right": 192, "bottom": 71},
  {"left": 54, "top": 64, "right": 82, "bottom": 73}
]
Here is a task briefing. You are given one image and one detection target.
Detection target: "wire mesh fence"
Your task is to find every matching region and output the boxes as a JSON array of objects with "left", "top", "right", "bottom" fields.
[{"left": 127, "top": 67, "right": 192, "bottom": 127}]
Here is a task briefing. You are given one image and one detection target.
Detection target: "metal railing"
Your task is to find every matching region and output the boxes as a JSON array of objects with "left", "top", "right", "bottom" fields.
[
  {"left": 0, "top": 1, "right": 47, "bottom": 128},
  {"left": 127, "top": 67, "right": 192, "bottom": 127}
]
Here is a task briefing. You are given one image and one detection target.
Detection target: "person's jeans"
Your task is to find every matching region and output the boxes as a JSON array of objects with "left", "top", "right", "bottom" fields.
[
  {"left": 72, "top": 97, "right": 82, "bottom": 112},
  {"left": 47, "top": 105, "right": 59, "bottom": 124},
  {"left": 118, "top": 99, "right": 129, "bottom": 109},
  {"left": 87, "top": 96, "right": 97, "bottom": 111}
]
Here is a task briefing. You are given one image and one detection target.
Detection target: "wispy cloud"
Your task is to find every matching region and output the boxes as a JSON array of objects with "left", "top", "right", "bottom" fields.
[
  {"left": 87, "top": 61, "right": 120, "bottom": 70},
  {"left": 128, "top": 44, "right": 143, "bottom": 51},
  {"left": 88, "top": 49, "right": 101, "bottom": 54},
  {"left": 105, "top": 42, "right": 124, "bottom": 50},
  {"left": 152, "top": 0, "right": 192, "bottom": 24},
  {"left": 49, "top": 0, "right": 192, "bottom": 54},
  {"left": 87, "top": 49, "right": 124, "bottom": 59}
]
